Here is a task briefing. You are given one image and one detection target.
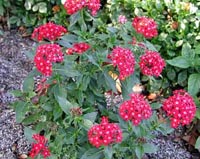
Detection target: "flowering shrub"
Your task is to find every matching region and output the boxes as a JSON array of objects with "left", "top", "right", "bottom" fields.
[
  {"left": 139, "top": 50, "right": 165, "bottom": 77},
  {"left": 63, "top": 0, "right": 100, "bottom": 15},
  {"left": 132, "top": 17, "right": 158, "bottom": 39},
  {"left": 10, "top": 2, "right": 198, "bottom": 159},
  {"left": 32, "top": 22, "right": 67, "bottom": 41},
  {"left": 88, "top": 117, "right": 122, "bottom": 148},
  {"left": 163, "top": 89, "right": 196, "bottom": 128},
  {"left": 29, "top": 134, "right": 50, "bottom": 158},
  {"left": 67, "top": 42, "right": 91, "bottom": 55},
  {"left": 109, "top": 46, "right": 135, "bottom": 80},
  {"left": 34, "top": 44, "right": 64, "bottom": 76},
  {"left": 119, "top": 93, "right": 152, "bottom": 126}
]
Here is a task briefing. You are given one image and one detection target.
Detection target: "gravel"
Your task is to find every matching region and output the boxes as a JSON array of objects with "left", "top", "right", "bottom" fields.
[
  {"left": 0, "top": 30, "right": 34, "bottom": 159},
  {"left": 0, "top": 30, "right": 199, "bottom": 159}
]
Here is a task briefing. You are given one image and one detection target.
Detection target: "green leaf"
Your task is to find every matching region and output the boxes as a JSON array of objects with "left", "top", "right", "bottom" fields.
[
  {"left": 24, "top": 0, "right": 33, "bottom": 10},
  {"left": 58, "top": 96, "right": 73, "bottom": 114},
  {"left": 158, "top": 121, "right": 174, "bottom": 135},
  {"left": 32, "top": 4, "right": 39, "bottom": 12},
  {"left": 150, "top": 102, "right": 162, "bottom": 109},
  {"left": 195, "top": 108, "right": 200, "bottom": 120},
  {"left": 178, "top": 70, "right": 187, "bottom": 85},
  {"left": 86, "top": 54, "right": 99, "bottom": 67},
  {"left": 188, "top": 73, "right": 200, "bottom": 96},
  {"left": 121, "top": 73, "right": 140, "bottom": 100},
  {"left": 0, "top": 5, "right": 4, "bottom": 16},
  {"left": 104, "top": 146, "right": 113, "bottom": 159},
  {"left": 15, "top": 101, "right": 28, "bottom": 123},
  {"left": 10, "top": 90, "right": 23, "bottom": 97},
  {"left": 144, "top": 40, "right": 158, "bottom": 52},
  {"left": 79, "top": 15, "right": 87, "bottom": 32},
  {"left": 69, "top": 11, "right": 81, "bottom": 28},
  {"left": 83, "top": 119, "right": 93, "bottom": 130},
  {"left": 135, "top": 145, "right": 144, "bottom": 159},
  {"left": 57, "top": 40, "right": 72, "bottom": 48},
  {"left": 24, "top": 49, "right": 35, "bottom": 60},
  {"left": 195, "top": 136, "right": 200, "bottom": 150},
  {"left": 83, "top": 112, "right": 97, "bottom": 123},
  {"left": 53, "top": 84, "right": 67, "bottom": 99},
  {"left": 181, "top": 43, "right": 194, "bottom": 58},
  {"left": 81, "top": 148, "right": 104, "bottom": 159},
  {"left": 166, "top": 56, "right": 191, "bottom": 68},
  {"left": 195, "top": 44, "right": 200, "bottom": 54},
  {"left": 167, "top": 68, "right": 176, "bottom": 81},
  {"left": 38, "top": 2, "right": 47, "bottom": 13},
  {"left": 9, "top": 16, "right": 19, "bottom": 24},
  {"left": 23, "top": 76, "right": 35, "bottom": 93},
  {"left": 60, "top": 34, "right": 78, "bottom": 43},
  {"left": 24, "top": 127, "right": 37, "bottom": 142},
  {"left": 23, "top": 113, "right": 41, "bottom": 125},
  {"left": 143, "top": 143, "right": 158, "bottom": 153},
  {"left": 53, "top": 106, "right": 63, "bottom": 120},
  {"left": 107, "top": 27, "right": 118, "bottom": 34},
  {"left": 175, "top": 40, "right": 183, "bottom": 47},
  {"left": 103, "top": 71, "right": 117, "bottom": 93}
]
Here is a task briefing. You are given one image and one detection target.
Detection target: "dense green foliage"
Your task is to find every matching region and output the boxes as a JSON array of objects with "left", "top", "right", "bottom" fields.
[{"left": 4, "top": 0, "right": 200, "bottom": 158}]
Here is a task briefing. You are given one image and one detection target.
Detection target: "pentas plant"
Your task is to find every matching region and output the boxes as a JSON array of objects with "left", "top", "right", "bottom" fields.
[
  {"left": 132, "top": 16, "right": 158, "bottom": 39},
  {"left": 66, "top": 42, "right": 90, "bottom": 55},
  {"left": 163, "top": 89, "right": 196, "bottom": 128},
  {"left": 109, "top": 46, "right": 136, "bottom": 80},
  {"left": 88, "top": 117, "right": 122, "bottom": 148},
  {"left": 119, "top": 93, "right": 152, "bottom": 126},
  {"left": 32, "top": 22, "right": 67, "bottom": 41},
  {"left": 63, "top": 0, "right": 101, "bottom": 15},
  {"left": 34, "top": 44, "right": 64, "bottom": 76},
  {"left": 139, "top": 50, "right": 166, "bottom": 77},
  {"left": 29, "top": 134, "right": 50, "bottom": 159},
  {"left": 11, "top": 4, "right": 197, "bottom": 159}
]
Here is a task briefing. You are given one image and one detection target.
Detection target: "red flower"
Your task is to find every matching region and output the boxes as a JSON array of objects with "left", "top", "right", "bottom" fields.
[
  {"left": 66, "top": 42, "right": 90, "bottom": 55},
  {"left": 34, "top": 44, "right": 64, "bottom": 76},
  {"left": 87, "top": 0, "right": 101, "bottom": 16},
  {"left": 139, "top": 50, "right": 165, "bottom": 77},
  {"left": 73, "top": 42, "right": 90, "bottom": 54},
  {"left": 64, "top": 0, "right": 100, "bottom": 16},
  {"left": 162, "top": 89, "right": 196, "bottom": 128},
  {"left": 32, "top": 22, "right": 67, "bottom": 41},
  {"left": 88, "top": 117, "right": 122, "bottom": 148},
  {"left": 119, "top": 93, "right": 152, "bottom": 126},
  {"left": 132, "top": 16, "right": 158, "bottom": 39},
  {"left": 109, "top": 46, "right": 136, "bottom": 80},
  {"left": 29, "top": 134, "right": 50, "bottom": 159}
]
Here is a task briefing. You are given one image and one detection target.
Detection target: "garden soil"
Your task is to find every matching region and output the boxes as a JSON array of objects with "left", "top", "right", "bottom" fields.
[{"left": 0, "top": 30, "right": 199, "bottom": 159}]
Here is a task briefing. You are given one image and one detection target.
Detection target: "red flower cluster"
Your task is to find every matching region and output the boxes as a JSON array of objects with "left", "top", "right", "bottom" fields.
[
  {"left": 88, "top": 117, "right": 122, "bottom": 148},
  {"left": 64, "top": 0, "right": 100, "bottom": 16},
  {"left": 139, "top": 50, "right": 165, "bottom": 77},
  {"left": 29, "top": 134, "right": 50, "bottom": 159},
  {"left": 34, "top": 44, "right": 64, "bottom": 76},
  {"left": 31, "top": 22, "right": 67, "bottom": 41},
  {"left": 119, "top": 93, "right": 152, "bottom": 126},
  {"left": 110, "top": 46, "right": 135, "bottom": 80},
  {"left": 66, "top": 42, "right": 90, "bottom": 55},
  {"left": 132, "top": 16, "right": 158, "bottom": 39},
  {"left": 162, "top": 89, "right": 196, "bottom": 128}
]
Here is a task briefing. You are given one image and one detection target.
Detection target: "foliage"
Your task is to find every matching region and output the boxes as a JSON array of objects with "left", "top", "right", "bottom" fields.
[
  {"left": 9, "top": 0, "right": 200, "bottom": 158},
  {"left": 1, "top": 0, "right": 67, "bottom": 31}
]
